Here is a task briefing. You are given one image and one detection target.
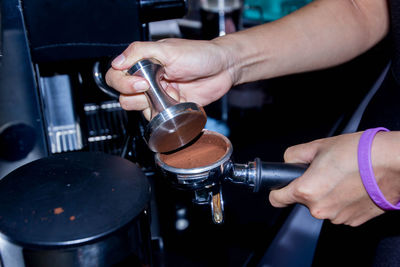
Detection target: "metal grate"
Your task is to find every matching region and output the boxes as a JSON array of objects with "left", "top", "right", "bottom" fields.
[{"left": 84, "top": 101, "right": 128, "bottom": 155}]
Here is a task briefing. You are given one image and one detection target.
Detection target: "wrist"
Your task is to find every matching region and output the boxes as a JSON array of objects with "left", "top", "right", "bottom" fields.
[
  {"left": 213, "top": 23, "right": 291, "bottom": 86},
  {"left": 371, "top": 131, "right": 400, "bottom": 205},
  {"left": 212, "top": 34, "right": 243, "bottom": 86}
]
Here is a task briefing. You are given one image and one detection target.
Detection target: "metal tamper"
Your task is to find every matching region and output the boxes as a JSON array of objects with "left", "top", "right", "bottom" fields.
[{"left": 128, "top": 59, "right": 207, "bottom": 152}]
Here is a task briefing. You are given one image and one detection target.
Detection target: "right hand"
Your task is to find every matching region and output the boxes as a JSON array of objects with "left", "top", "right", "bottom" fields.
[
  {"left": 269, "top": 131, "right": 400, "bottom": 226},
  {"left": 105, "top": 38, "right": 234, "bottom": 120}
]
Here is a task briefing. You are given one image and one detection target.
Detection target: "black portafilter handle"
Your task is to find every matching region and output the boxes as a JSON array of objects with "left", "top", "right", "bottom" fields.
[{"left": 228, "top": 158, "right": 308, "bottom": 193}]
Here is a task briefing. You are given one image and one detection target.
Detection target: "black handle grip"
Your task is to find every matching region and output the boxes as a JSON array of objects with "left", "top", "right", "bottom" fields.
[{"left": 254, "top": 158, "right": 308, "bottom": 193}]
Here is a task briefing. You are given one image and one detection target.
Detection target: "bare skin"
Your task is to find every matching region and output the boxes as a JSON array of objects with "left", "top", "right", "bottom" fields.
[
  {"left": 105, "top": 0, "right": 399, "bottom": 226},
  {"left": 271, "top": 131, "right": 400, "bottom": 226},
  {"left": 106, "top": 0, "right": 389, "bottom": 115}
]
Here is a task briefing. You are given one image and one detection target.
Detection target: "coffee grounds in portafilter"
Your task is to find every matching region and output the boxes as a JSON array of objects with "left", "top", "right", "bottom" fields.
[{"left": 159, "top": 132, "right": 229, "bottom": 169}]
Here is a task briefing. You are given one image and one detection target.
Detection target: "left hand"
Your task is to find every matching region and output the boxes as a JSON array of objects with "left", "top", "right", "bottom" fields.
[{"left": 269, "top": 131, "right": 399, "bottom": 227}]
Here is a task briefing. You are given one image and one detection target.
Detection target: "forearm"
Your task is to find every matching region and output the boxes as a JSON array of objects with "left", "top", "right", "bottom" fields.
[{"left": 214, "top": 0, "right": 389, "bottom": 85}]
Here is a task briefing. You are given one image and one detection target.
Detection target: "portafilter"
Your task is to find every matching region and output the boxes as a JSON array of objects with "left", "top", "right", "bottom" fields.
[{"left": 155, "top": 130, "right": 308, "bottom": 224}]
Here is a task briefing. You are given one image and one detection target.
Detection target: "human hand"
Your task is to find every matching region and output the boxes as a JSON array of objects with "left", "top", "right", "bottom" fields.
[
  {"left": 105, "top": 38, "right": 234, "bottom": 120},
  {"left": 269, "top": 131, "right": 400, "bottom": 226}
]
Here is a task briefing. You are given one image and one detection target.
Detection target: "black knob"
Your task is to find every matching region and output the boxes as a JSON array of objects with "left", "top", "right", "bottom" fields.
[{"left": 138, "top": 0, "right": 187, "bottom": 23}]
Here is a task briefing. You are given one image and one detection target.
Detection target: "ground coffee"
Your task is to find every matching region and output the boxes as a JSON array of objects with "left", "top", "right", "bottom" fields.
[{"left": 159, "top": 131, "right": 229, "bottom": 169}]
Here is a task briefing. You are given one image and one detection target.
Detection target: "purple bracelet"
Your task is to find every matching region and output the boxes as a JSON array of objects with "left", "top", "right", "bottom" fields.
[{"left": 358, "top": 127, "right": 400, "bottom": 210}]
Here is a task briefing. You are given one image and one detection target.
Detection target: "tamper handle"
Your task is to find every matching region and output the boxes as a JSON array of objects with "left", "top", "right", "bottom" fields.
[
  {"left": 93, "top": 58, "right": 177, "bottom": 112},
  {"left": 254, "top": 158, "right": 308, "bottom": 193},
  {"left": 127, "top": 59, "right": 177, "bottom": 118}
]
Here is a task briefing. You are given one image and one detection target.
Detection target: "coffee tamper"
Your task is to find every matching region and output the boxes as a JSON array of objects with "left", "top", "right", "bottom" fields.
[{"left": 128, "top": 59, "right": 207, "bottom": 152}]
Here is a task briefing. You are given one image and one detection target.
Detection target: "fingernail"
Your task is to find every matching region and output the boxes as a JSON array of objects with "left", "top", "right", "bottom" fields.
[
  {"left": 133, "top": 80, "right": 149, "bottom": 92},
  {"left": 112, "top": 54, "right": 125, "bottom": 67}
]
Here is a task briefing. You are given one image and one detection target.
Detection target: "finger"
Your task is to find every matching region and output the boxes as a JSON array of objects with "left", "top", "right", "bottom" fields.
[
  {"left": 111, "top": 41, "right": 164, "bottom": 70},
  {"left": 142, "top": 107, "right": 151, "bottom": 121},
  {"left": 284, "top": 140, "right": 321, "bottom": 164},
  {"left": 105, "top": 68, "right": 150, "bottom": 95},
  {"left": 119, "top": 93, "right": 149, "bottom": 111},
  {"left": 269, "top": 184, "right": 297, "bottom": 208},
  {"left": 162, "top": 81, "right": 181, "bottom": 102},
  {"left": 119, "top": 93, "right": 152, "bottom": 120},
  {"left": 167, "top": 82, "right": 188, "bottom": 102}
]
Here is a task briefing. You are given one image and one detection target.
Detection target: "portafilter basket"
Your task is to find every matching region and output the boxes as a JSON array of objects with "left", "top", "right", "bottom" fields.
[{"left": 155, "top": 130, "right": 308, "bottom": 224}]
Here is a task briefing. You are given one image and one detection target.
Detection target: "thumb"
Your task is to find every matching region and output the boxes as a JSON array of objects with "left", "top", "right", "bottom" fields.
[
  {"left": 284, "top": 140, "right": 321, "bottom": 164},
  {"left": 270, "top": 140, "right": 321, "bottom": 207},
  {"left": 269, "top": 181, "right": 298, "bottom": 208}
]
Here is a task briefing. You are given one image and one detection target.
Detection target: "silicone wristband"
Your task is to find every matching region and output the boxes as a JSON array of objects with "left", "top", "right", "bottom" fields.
[{"left": 358, "top": 127, "right": 400, "bottom": 210}]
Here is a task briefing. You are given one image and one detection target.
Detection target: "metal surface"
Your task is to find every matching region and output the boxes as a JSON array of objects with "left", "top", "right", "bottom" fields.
[
  {"left": 211, "top": 188, "right": 224, "bottom": 224},
  {"left": 155, "top": 130, "right": 231, "bottom": 224},
  {"left": 84, "top": 101, "right": 128, "bottom": 155},
  {"left": 155, "top": 130, "right": 233, "bottom": 190},
  {"left": 155, "top": 130, "right": 307, "bottom": 224},
  {"left": 0, "top": 152, "right": 151, "bottom": 266},
  {"left": 154, "top": 129, "right": 232, "bottom": 224},
  {"left": 38, "top": 74, "right": 84, "bottom": 154},
  {"left": 145, "top": 102, "right": 207, "bottom": 153},
  {"left": 93, "top": 58, "right": 207, "bottom": 152},
  {"left": 0, "top": 0, "right": 48, "bottom": 180},
  {"left": 128, "top": 58, "right": 207, "bottom": 152},
  {"left": 155, "top": 130, "right": 306, "bottom": 192},
  {"left": 229, "top": 158, "right": 308, "bottom": 192},
  {"left": 93, "top": 61, "right": 121, "bottom": 99}
]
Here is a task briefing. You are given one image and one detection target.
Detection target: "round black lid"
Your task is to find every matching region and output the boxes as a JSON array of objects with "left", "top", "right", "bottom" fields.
[{"left": 0, "top": 152, "right": 150, "bottom": 248}]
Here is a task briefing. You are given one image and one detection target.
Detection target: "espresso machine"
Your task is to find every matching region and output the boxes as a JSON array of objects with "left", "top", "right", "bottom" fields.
[
  {"left": 0, "top": 0, "right": 187, "bottom": 178},
  {"left": 0, "top": 0, "right": 186, "bottom": 266}
]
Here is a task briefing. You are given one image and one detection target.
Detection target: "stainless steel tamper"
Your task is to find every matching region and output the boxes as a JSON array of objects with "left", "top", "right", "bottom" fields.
[{"left": 127, "top": 59, "right": 207, "bottom": 152}]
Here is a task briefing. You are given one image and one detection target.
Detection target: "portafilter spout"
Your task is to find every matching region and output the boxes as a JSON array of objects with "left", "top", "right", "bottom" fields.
[{"left": 155, "top": 130, "right": 308, "bottom": 224}]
